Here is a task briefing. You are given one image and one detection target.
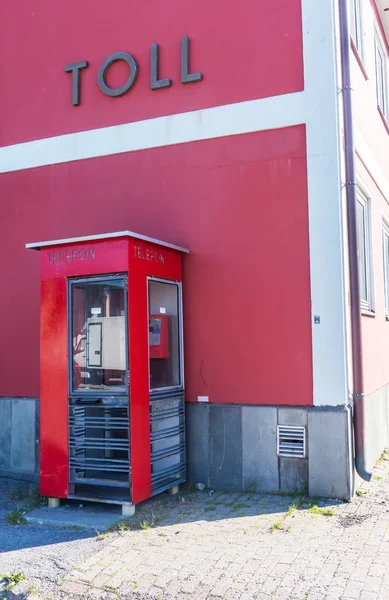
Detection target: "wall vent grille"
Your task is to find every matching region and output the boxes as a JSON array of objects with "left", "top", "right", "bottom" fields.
[{"left": 277, "top": 425, "right": 306, "bottom": 458}]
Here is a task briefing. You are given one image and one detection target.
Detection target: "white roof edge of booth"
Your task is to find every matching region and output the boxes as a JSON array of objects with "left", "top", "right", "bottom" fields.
[{"left": 25, "top": 231, "right": 190, "bottom": 254}]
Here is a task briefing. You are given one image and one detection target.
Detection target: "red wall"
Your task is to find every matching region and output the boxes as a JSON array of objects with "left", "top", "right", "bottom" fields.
[
  {"left": 0, "top": 125, "right": 313, "bottom": 405},
  {"left": 0, "top": 0, "right": 303, "bottom": 145}
]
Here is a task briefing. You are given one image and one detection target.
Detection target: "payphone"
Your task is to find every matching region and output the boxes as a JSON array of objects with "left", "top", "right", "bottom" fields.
[{"left": 27, "top": 231, "right": 188, "bottom": 515}]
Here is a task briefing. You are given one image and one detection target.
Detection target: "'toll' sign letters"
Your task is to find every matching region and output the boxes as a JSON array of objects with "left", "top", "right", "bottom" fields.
[{"left": 64, "top": 36, "right": 203, "bottom": 106}]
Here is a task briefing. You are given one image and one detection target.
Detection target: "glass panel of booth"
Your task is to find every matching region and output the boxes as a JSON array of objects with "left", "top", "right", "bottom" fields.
[
  {"left": 69, "top": 275, "right": 128, "bottom": 395},
  {"left": 148, "top": 278, "right": 182, "bottom": 390}
]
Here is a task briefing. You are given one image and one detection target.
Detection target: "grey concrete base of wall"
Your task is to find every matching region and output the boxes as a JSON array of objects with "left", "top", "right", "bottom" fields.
[
  {"left": 186, "top": 403, "right": 353, "bottom": 500},
  {"left": 2, "top": 391, "right": 389, "bottom": 498},
  {"left": 0, "top": 398, "right": 39, "bottom": 481}
]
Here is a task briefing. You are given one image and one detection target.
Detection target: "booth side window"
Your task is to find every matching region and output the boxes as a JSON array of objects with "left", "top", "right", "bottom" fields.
[
  {"left": 70, "top": 277, "right": 127, "bottom": 394},
  {"left": 148, "top": 280, "right": 182, "bottom": 390}
]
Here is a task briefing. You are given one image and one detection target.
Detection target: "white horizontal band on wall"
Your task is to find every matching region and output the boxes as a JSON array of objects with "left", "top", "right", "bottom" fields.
[{"left": 0, "top": 92, "right": 306, "bottom": 173}]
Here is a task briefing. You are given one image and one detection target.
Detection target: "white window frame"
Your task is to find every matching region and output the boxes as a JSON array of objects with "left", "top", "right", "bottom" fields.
[
  {"left": 374, "top": 27, "right": 389, "bottom": 121},
  {"left": 382, "top": 217, "right": 389, "bottom": 319},
  {"left": 349, "top": 0, "right": 364, "bottom": 58},
  {"left": 356, "top": 185, "right": 374, "bottom": 314}
]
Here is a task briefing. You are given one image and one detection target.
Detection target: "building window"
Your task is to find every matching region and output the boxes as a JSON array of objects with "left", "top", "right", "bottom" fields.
[
  {"left": 356, "top": 189, "right": 373, "bottom": 312},
  {"left": 383, "top": 220, "right": 389, "bottom": 317},
  {"left": 375, "top": 28, "right": 389, "bottom": 120},
  {"left": 349, "top": 0, "right": 363, "bottom": 57}
]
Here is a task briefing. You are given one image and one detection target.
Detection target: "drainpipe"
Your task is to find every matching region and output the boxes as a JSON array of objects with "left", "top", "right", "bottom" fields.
[{"left": 338, "top": 0, "right": 371, "bottom": 481}]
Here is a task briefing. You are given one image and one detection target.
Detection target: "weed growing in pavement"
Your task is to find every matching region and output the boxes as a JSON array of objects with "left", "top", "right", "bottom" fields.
[
  {"left": 374, "top": 476, "right": 383, "bottom": 481},
  {"left": 117, "top": 521, "right": 131, "bottom": 532},
  {"left": 96, "top": 531, "right": 110, "bottom": 540},
  {"left": 303, "top": 496, "right": 321, "bottom": 508},
  {"left": 140, "top": 512, "right": 161, "bottom": 529},
  {"left": 5, "top": 508, "right": 27, "bottom": 525},
  {"left": 267, "top": 493, "right": 337, "bottom": 531},
  {"left": 185, "top": 482, "right": 197, "bottom": 493},
  {"left": 1, "top": 572, "right": 26, "bottom": 590},
  {"left": 243, "top": 479, "right": 257, "bottom": 492},
  {"left": 356, "top": 489, "right": 367, "bottom": 497},
  {"left": 10, "top": 484, "right": 40, "bottom": 504},
  {"left": 10, "top": 489, "right": 28, "bottom": 502},
  {"left": 285, "top": 502, "right": 299, "bottom": 518},
  {"left": 26, "top": 584, "right": 38, "bottom": 595},
  {"left": 308, "top": 505, "right": 334, "bottom": 516},
  {"left": 232, "top": 503, "right": 248, "bottom": 511},
  {"left": 9, "top": 484, "right": 45, "bottom": 516},
  {"left": 107, "top": 520, "right": 131, "bottom": 533}
]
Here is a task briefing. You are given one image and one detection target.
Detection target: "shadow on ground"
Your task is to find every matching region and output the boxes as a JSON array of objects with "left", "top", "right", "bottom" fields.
[
  {"left": 0, "top": 475, "right": 338, "bottom": 555},
  {"left": 0, "top": 478, "right": 96, "bottom": 553}
]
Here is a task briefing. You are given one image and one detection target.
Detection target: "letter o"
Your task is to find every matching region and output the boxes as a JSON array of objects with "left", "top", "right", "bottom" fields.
[{"left": 98, "top": 52, "right": 139, "bottom": 97}]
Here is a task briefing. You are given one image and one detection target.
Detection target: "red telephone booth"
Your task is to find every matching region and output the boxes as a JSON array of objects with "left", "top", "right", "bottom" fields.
[{"left": 27, "top": 231, "right": 188, "bottom": 515}]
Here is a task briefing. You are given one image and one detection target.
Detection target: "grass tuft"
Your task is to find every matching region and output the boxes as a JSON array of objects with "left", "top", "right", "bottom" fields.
[
  {"left": 232, "top": 503, "right": 248, "bottom": 512},
  {"left": 26, "top": 583, "right": 38, "bottom": 595},
  {"left": 6, "top": 508, "right": 27, "bottom": 525},
  {"left": 308, "top": 505, "right": 334, "bottom": 516},
  {"left": 271, "top": 521, "right": 283, "bottom": 531},
  {"left": 107, "top": 520, "right": 131, "bottom": 533},
  {"left": 1, "top": 572, "right": 26, "bottom": 590},
  {"left": 285, "top": 502, "right": 298, "bottom": 518}
]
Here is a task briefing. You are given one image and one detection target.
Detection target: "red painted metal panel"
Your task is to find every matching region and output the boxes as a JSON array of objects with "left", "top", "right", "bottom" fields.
[
  {"left": 5, "top": 126, "right": 312, "bottom": 405},
  {"left": 128, "top": 269, "right": 151, "bottom": 504},
  {"left": 1, "top": 0, "right": 304, "bottom": 146},
  {"left": 40, "top": 277, "right": 68, "bottom": 497},
  {"left": 40, "top": 239, "right": 129, "bottom": 279},
  {"left": 128, "top": 239, "right": 182, "bottom": 504},
  {"left": 129, "top": 238, "right": 183, "bottom": 281},
  {"left": 39, "top": 238, "right": 130, "bottom": 499}
]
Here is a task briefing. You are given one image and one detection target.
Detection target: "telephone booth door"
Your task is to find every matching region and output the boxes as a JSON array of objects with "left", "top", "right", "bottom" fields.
[{"left": 68, "top": 275, "right": 130, "bottom": 504}]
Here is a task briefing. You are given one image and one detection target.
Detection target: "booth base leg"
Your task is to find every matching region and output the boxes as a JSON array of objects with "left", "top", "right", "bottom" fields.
[
  {"left": 168, "top": 485, "right": 180, "bottom": 496},
  {"left": 122, "top": 504, "right": 135, "bottom": 517},
  {"left": 48, "top": 497, "right": 61, "bottom": 508}
]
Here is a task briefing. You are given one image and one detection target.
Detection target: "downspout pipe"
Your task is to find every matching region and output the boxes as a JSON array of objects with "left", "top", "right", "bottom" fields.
[{"left": 338, "top": 0, "right": 371, "bottom": 481}]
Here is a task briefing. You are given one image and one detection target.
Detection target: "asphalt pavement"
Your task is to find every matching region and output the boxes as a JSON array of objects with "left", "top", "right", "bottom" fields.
[{"left": 0, "top": 477, "right": 113, "bottom": 599}]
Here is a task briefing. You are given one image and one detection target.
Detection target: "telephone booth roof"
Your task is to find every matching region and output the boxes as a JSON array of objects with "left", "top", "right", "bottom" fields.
[{"left": 26, "top": 230, "right": 190, "bottom": 254}]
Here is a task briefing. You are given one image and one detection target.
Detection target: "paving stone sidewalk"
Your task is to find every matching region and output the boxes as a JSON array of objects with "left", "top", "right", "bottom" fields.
[
  {"left": 4, "top": 452, "right": 389, "bottom": 600},
  {"left": 59, "top": 453, "right": 389, "bottom": 600}
]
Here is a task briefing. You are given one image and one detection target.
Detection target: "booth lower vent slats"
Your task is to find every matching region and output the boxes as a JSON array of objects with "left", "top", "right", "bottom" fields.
[
  {"left": 150, "top": 390, "right": 186, "bottom": 495},
  {"left": 68, "top": 399, "right": 131, "bottom": 502}
]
